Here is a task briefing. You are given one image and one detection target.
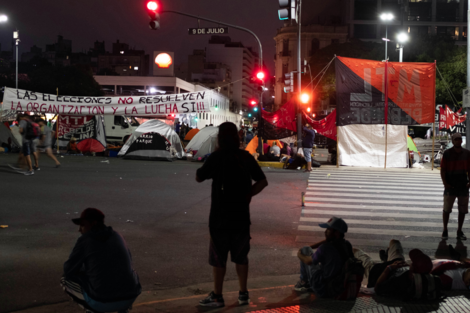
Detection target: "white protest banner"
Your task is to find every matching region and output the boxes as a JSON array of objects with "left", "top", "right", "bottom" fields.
[{"left": 2, "top": 87, "right": 211, "bottom": 116}]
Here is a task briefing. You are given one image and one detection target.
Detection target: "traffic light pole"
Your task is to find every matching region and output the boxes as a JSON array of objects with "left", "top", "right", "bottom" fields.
[
  {"left": 296, "top": 0, "right": 303, "bottom": 149},
  {"left": 160, "top": 10, "right": 265, "bottom": 153}
]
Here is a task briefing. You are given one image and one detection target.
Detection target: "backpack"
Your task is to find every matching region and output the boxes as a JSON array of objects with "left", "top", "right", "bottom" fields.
[
  {"left": 25, "top": 121, "right": 40, "bottom": 140},
  {"left": 325, "top": 241, "right": 365, "bottom": 300},
  {"left": 406, "top": 273, "right": 444, "bottom": 301}
]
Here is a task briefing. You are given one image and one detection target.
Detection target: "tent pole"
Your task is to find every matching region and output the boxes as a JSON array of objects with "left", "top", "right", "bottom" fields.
[
  {"left": 384, "top": 61, "right": 389, "bottom": 170},
  {"left": 336, "top": 126, "right": 339, "bottom": 168},
  {"left": 384, "top": 125, "right": 388, "bottom": 169},
  {"left": 432, "top": 121, "right": 435, "bottom": 171},
  {"left": 56, "top": 88, "right": 59, "bottom": 154}
]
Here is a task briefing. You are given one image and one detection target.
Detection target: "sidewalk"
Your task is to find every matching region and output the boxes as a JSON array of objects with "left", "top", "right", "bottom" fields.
[{"left": 13, "top": 274, "right": 470, "bottom": 313}]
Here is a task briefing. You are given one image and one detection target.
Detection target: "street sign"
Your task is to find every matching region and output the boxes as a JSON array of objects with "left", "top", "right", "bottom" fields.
[
  {"left": 188, "top": 27, "right": 229, "bottom": 35},
  {"left": 463, "top": 88, "right": 470, "bottom": 108}
]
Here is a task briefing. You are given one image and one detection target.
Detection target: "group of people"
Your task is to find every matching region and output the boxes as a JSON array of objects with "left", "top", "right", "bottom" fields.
[
  {"left": 8, "top": 114, "right": 61, "bottom": 175},
  {"left": 174, "top": 121, "right": 191, "bottom": 141},
  {"left": 295, "top": 216, "right": 470, "bottom": 300}
]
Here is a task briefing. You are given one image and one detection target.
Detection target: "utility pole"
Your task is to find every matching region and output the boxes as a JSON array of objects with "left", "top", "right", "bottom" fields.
[
  {"left": 296, "top": 0, "right": 302, "bottom": 149},
  {"left": 466, "top": 1, "right": 470, "bottom": 144},
  {"left": 14, "top": 30, "right": 19, "bottom": 89}
]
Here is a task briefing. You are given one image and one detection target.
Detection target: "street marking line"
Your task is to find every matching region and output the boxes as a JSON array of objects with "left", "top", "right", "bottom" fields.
[
  {"left": 302, "top": 209, "right": 441, "bottom": 219},
  {"left": 309, "top": 172, "right": 440, "bottom": 179},
  {"left": 306, "top": 187, "right": 439, "bottom": 195},
  {"left": 304, "top": 202, "right": 442, "bottom": 212},
  {"left": 298, "top": 225, "right": 441, "bottom": 237},
  {"left": 307, "top": 183, "right": 442, "bottom": 191},
  {"left": 308, "top": 177, "right": 439, "bottom": 184},
  {"left": 305, "top": 191, "right": 441, "bottom": 200},
  {"left": 304, "top": 197, "right": 442, "bottom": 206},
  {"left": 134, "top": 285, "right": 295, "bottom": 306},
  {"left": 295, "top": 236, "right": 451, "bottom": 251},
  {"left": 309, "top": 169, "right": 439, "bottom": 177},
  {"left": 300, "top": 217, "right": 458, "bottom": 228},
  {"left": 309, "top": 174, "right": 441, "bottom": 182}
]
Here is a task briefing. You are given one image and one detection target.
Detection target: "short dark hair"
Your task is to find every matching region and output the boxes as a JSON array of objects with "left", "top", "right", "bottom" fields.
[{"left": 217, "top": 122, "right": 239, "bottom": 150}]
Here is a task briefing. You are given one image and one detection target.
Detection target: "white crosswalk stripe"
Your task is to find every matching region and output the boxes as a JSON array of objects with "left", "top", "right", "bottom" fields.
[{"left": 296, "top": 168, "right": 466, "bottom": 260}]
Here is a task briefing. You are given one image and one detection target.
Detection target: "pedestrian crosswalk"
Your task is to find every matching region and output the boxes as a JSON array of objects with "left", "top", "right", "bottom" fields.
[{"left": 295, "top": 168, "right": 468, "bottom": 260}]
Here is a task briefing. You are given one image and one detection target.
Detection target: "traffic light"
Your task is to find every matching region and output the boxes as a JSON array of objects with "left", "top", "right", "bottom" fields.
[
  {"left": 278, "top": 0, "right": 297, "bottom": 22},
  {"left": 256, "top": 71, "right": 265, "bottom": 81},
  {"left": 300, "top": 93, "right": 310, "bottom": 104},
  {"left": 307, "top": 107, "right": 311, "bottom": 112},
  {"left": 254, "top": 107, "right": 258, "bottom": 112},
  {"left": 248, "top": 113, "right": 252, "bottom": 117},
  {"left": 284, "top": 72, "right": 294, "bottom": 93},
  {"left": 250, "top": 100, "right": 257, "bottom": 106},
  {"left": 147, "top": 1, "right": 160, "bottom": 30}
]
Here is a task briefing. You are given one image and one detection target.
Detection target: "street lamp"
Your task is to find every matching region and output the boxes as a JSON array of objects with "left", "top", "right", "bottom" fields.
[
  {"left": 380, "top": 13, "right": 394, "bottom": 61},
  {"left": 396, "top": 32, "right": 409, "bottom": 63},
  {"left": 0, "top": 15, "right": 7, "bottom": 23},
  {"left": 13, "top": 30, "right": 20, "bottom": 90}
]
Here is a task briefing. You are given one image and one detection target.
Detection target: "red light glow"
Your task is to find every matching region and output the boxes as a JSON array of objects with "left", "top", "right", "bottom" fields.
[
  {"left": 256, "top": 72, "right": 265, "bottom": 80},
  {"left": 250, "top": 100, "right": 257, "bottom": 105},
  {"left": 147, "top": 1, "right": 158, "bottom": 10}
]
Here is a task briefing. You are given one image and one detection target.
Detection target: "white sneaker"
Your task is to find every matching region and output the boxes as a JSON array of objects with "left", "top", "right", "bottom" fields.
[{"left": 24, "top": 170, "right": 34, "bottom": 176}]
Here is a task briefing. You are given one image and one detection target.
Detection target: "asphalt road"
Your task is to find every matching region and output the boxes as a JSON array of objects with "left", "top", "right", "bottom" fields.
[{"left": 0, "top": 154, "right": 308, "bottom": 313}]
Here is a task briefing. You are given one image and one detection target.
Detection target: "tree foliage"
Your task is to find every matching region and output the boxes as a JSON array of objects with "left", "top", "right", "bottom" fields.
[{"left": 307, "top": 35, "right": 466, "bottom": 107}]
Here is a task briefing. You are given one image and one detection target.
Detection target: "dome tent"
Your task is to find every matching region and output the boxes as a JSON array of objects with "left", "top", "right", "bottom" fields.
[
  {"left": 185, "top": 126, "right": 219, "bottom": 161},
  {"left": 118, "top": 120, "right": 183, "bottom": 161}
]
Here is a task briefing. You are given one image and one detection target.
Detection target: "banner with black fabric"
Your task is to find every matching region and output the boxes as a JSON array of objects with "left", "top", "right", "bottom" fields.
[
  {"left": 54, "top": 115, "right": 106, "bottom": 152},
  {"left": 260, "top": 98, "right": 297, "bottom": 140}
]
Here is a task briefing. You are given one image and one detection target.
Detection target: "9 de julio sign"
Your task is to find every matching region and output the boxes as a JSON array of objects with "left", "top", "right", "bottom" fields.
[
  {"left": 188, "top": 27, "right": 229, "bottom": 35},
  {"left": 2, "top": 87, "right": 211, "bottom": 116}
]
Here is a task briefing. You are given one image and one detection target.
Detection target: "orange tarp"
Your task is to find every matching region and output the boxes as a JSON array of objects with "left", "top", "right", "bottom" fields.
[
  {"left": 245, "top": 136, "right": 283, "bottom": 155},
  {"left": 184, "top": 128, "right": 199, "bottom": 141}
]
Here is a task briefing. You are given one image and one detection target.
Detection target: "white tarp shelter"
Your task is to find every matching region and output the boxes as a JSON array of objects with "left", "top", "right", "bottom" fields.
[
  {"left": 0, "top": 123, "right": 21, "bottom": 148},
  {"left": 118, "top": 119, "right": 183, "bottom": 161},
  {"left": 338, "top": 125, "right": 407, "bottom": 168}
]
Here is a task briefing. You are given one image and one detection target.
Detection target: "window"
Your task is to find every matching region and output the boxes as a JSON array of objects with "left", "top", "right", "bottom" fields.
[
  {"left": 114, "top": 116, "right": 123, "bottom": 126},
  {"left": 282, "top": 39, "right": 289, "bottom": 56},
  {"left": 310, "top": 39, "right": 320, "bottom": 55}
]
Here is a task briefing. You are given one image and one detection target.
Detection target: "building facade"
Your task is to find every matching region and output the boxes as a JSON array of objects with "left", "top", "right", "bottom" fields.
[
  {"left": 97, "top": 40, "right": 149, "bottom": 76},
  {"left": 273, "top": 24, "right": 348, "bottom": 110}
]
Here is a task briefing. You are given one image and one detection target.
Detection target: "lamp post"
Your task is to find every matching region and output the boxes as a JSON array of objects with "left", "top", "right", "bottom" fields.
[
  {"left": 380, "top": 13, "right": 394, "bottom": 61},
  {"left": 0, "top": 14, "right": 7, "bottom": 23},
  {"left": 13, "top": 30, "right": 19, "bottom": 90},
  {"left": 396, "top": 32, "right": 409, "bottom": 63}
]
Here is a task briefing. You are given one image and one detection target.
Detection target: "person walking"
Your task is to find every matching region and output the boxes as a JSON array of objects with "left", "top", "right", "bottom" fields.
[
  {"left": 37, "top": 119, "right": 61, "bottom": 168},
  {"left": 302, "top": 124, "right": 316, "bottom": 172},
  {"left": 440, "top": 132, "right": 470, "bottom": 240},
  {"left": 195, "top": 122, "right": 268, "bottom": 307},
  {"left": 8, "top": 114, "right": 37, "bottom": 176}
]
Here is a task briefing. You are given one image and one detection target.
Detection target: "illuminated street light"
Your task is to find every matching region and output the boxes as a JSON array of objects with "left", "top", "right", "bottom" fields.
[
  {"left": 380, "top": 13, "right": 394, "bottom": 61},
  {"left": 397, "top": 32, "right": 409, "bottom": 63},
  {"left": 0, "top": 15, "right": 7, "bottom": 23}
]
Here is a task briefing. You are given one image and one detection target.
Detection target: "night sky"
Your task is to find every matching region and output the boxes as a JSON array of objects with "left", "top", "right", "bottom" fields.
[{"left": 0, "top": 0, "right": 286, "bottom": 74}]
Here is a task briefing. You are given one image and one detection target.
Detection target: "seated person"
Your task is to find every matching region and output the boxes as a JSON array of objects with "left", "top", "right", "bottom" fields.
[
  {"left": 294, "top": 217, "right": 353, "bottom": 297},
  {"left": 62, "top": 208, "right": 141, "bottom": 313},
  {"left": 431, "top": 245, "right": 470, "bottom": 290},
  {"left": 270, "top": 142, "right": 281, "bottom": 157},
  {"left": 67, "top": 137, "right": 80, "bottom": 154},
  {"left": 262, "top": 139, "right": 270, "bottom": 155}
]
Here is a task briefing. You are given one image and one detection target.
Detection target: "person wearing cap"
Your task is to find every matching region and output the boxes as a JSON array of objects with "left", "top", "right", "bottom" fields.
[
  {"left": 440, "top": 132, "right": 470, "bottom": 241},
  {"left": 295, "top": 217, "right": 353, "bottom": 297},
  {"left": 61, "top": 208, "right": 141, "bottom": 313}
]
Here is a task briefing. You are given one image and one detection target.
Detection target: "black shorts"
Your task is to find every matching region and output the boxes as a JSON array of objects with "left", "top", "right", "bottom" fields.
[{"left": 209, "top": 228, "right": 251, "bottom": 268}]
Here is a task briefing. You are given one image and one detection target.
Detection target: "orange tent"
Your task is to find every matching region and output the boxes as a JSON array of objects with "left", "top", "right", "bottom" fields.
[
  {"left": 184, "top": 128, "right": 199, "bottom": 141},
  {"left": 245, "top": 136, "right": 283, "bottom": 155}
]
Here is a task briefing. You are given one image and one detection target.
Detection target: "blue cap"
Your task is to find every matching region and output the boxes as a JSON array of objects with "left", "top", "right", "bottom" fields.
[{"left": 319, "top": 217, "right": 348, "bottom": 234}]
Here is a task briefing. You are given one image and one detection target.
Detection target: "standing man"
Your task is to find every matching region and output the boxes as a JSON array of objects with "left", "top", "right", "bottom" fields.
[
  {"left": 37, "top": 119, "right": 61, "bottom": 168},
  {"left": 9, "top": 114, "right": 36, "bottom": 176},
  {"left": 302, "top": 124, "right": 316, "bottom": 172},
  {"left": 196, "top": 122, "right": 268, "bottom": 307},
  {"left": 440, "top": 132, "right": 470, "bottom": 240},
  {"left": 175, "top": 121, "right": 181, "bottom": 136}
]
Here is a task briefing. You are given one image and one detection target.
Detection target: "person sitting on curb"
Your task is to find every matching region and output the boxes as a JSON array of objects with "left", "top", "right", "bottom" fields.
[
  {"left": 67, "top": 137, "right": 80, "bottom": 154},
  {"left": 61, "top": 208, "right": 141, "bottom": 313},
  {"left": 431, "top": 245, "right": 470, "bottom": 290},
  {"left": 295, "top": 217, "right": 353, "bottom": 297}
]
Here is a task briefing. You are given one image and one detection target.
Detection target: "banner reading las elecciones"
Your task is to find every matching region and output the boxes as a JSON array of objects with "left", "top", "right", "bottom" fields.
[{"left": 2, "top": 87, "right": 212, "bottom": 115}]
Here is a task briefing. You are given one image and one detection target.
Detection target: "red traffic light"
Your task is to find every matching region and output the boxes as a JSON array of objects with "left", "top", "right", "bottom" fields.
[
  {"left": 250, "top": 100, "right": 257, "bottom": 106},
  {"left": 307, "top": 107, "right": 311, "bottom": 112},
  {"left": 256, "top": 71, "right": 265, "bottom": 80},
  {"left": 147, "top": 1, "right": 158, "bottom": 10}
]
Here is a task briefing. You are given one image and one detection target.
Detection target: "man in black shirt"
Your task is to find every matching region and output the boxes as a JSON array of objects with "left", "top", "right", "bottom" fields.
[{"left": 196, "top": 122, "right": 268, "bottom": 307}]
